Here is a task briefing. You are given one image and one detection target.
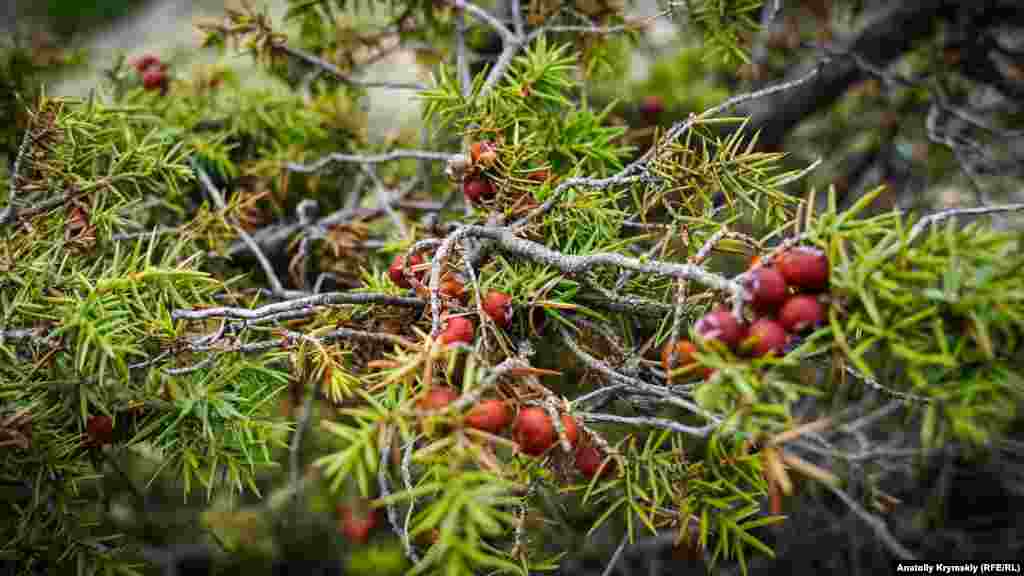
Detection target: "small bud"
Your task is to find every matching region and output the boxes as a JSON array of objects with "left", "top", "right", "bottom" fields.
[
  {"left": 445, "top": 153, "right": 471, "bottom": 182},
  {"left": 470, "top": 141, "right": 497, "bottom": 168}
]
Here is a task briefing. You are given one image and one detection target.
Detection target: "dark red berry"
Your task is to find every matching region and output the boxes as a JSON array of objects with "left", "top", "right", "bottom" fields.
[
  {"left": 463, "top": 178, "right": 495, "bottom": 203},
  {"left": 86, "top": 415, "right": 114, "bottom": 445},
  {"left": 418, "top": 386, "right": 459, "bottom": 411},
  {"left": 745, "top": 318, "right": 788, "bottom": 357},
  {"left": 694, "top": 307, "right": 744, "bottom": 349},
  {"left": 640, "top": 95, "right": 664, "bottom": 116},
  {"left": 388, "top": 253, "right": 424, "bottom": 288},
  {"left": 132, "top": 54, "right": 161, "bottom": 72},
  {"left": 337, "top": 504, "right": 378, "bottom": 544},
  {"left": 575, "top": 445, "right": 615, "bottom": 479},
  {"left": 514, "top": 407, "right": 556, "bottom": 456},
  {"left": 482, "top": 291, "right": 513, "bottom": 329},
  {"left": 777, "top": 247, "right": 829, "bottom": 291},
  {"left": 745, "top": 267, "right": 789, "bottom": 314},
  {"left": 778, "top": 295, "right": 824, "bottom": 333},
  {"left": 142, "top": 69, "right": 166, "bottom": 91},
  {"left": 438, "top": 316, "right": 474, "bottom": 346},
  {"left": 465, "top": 399, "right": 512, "bottom": 433}
]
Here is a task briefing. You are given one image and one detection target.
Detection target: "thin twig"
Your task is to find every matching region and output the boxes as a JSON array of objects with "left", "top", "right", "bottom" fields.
[
  {"left": 193, "top": 161, "right": 289, "bottom": 296},
  {"left": 822, "top": 481, "right": 916, "bottom": 560}
]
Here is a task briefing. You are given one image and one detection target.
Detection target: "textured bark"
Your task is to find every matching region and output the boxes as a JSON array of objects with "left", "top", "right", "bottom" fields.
[{"left": 739, "top": 0, "right": 949, "bottom": 150}]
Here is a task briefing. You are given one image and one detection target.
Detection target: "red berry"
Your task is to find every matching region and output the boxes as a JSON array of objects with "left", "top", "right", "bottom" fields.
[
  {"left": 142, "top": 69, "right": 166, "bottom": 91},
  {"left": 465, "top": 399, "right": 512, "bottom": 433},
  {"left": 777, "top": 247, "right": 829, "bottom": 291},
  {"left": 337, "top": 504, "right": 378, "bottom": 544},
  {"left": 575, "top": 445, "right": 615, "bottom": 479},
  {"left": 513, "top": 407, "right": 556, "bottom": 456},
  {"left": 744, "top": 267, "right": 789, "bottom": 314},
  {"left": 778, "top": 295, "right": 824, "bottom": 333},
  {"left": 132, "top": 54, "right": 161, "bottom": 72},
  {"left": 745, "top": 318, "right": 788, "bottom": 357},
  {"left": 694, "top": 307, "right": 744, "bottom": 349},
  {"left": 482, "top": 291, "right": 513, "bottom": 329},
  {"left": 418, "top": 386, "right": 459, "bottom": 411},
  {"left": 438, "top": 316, "right": 474, "bottom": 346},
  {"left": 86, "top": 415, "right": 114, "bottom": 445},
  {"left": 388, "top": 253, "right": 424, "bottom": 288},
  {"left": 463, "top": 178, "right": 495, "bottom": 203},
  {"left": 640, "top": 95, "right": 664, "bottom": 116}
]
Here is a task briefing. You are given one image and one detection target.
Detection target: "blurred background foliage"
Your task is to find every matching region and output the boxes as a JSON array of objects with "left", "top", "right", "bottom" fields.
[{"left": 19, "top": 0, "right": 155, "bottom": 40}]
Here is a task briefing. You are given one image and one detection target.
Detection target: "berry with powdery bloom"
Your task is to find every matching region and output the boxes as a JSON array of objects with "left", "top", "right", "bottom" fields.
[
  {"left": 142, "top": 68, "right": 167, "bottom": 92},
  {"left": 779, "top": 294, "right": 825, "bottom": 333},
  {"left": 778, "top": 247, "right": 830, "bottom": 291},
  {"left": 388, "top": 253, "right": 424, "bottom": 288},
  {"left": 463, "top": 177, "right": 495, "bottom": 203},
  {"left": 744, "top": 267, "right": 789, "bottom": 314},
  {"left": 132, "top": 54, "right": 161, "bottom": 72},
  {"left": 575, "top": 445, "right": 615, "bottom": 479},
  {"left": 465, "top": 399, "right": 512, "bottom": 433},
  {"left": 513, "top": 407, "right": 556, "bottom": 456},
  {"left": 745, "top": 318, "right": 788, "bottom": 357},
  {"left": 482, "top": 291, "right": 513, "bottom": 329},
  {"left": 694, "top": 307, "right": 744, "bottom": 349},
  {"left": 337, "top": 504, "right": 378, "bottom": 544},
  {"left": 438, "top": 316, "right": 474, "bottom": 346},
  {"left": 418, "top": 386, "right": 459, "bottom": 411}
]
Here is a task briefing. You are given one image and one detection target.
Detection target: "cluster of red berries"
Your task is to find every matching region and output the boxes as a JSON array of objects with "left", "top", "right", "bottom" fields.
[
  {"left": 662, "top": 246, "right": 830, "bottom": 379},
  {"left": 335, "top": 396, "right": 611, "bottom": 543},
  {"left": 387, "top": 252, "right": 515, "bottom": 346},
  {"left": 131, "top": 54, "right": 169, "bottom": 93},
  {"left": 416, "top": 387, "right": 615, "bottom": 479}
]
